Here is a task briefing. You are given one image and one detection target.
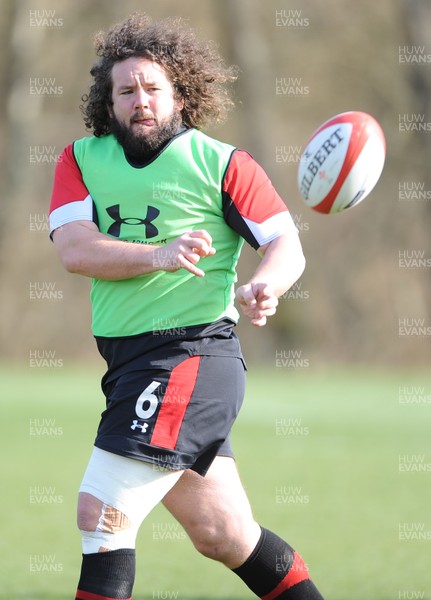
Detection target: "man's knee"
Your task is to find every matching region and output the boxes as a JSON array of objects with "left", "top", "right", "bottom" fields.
[
  {"left": 77, "top": 492, "right": 132, "bottom": 531},
  {"left": 189, "top": 518, "right": 260, "bottom": 567},
  {"left": 77, "top": 492, "right": 136, "bottom": 553},
  {"left": 189, "top": 521, "right": 224, "bottom": 560},
  {"left": 162, "top": 457, "right": 261, "bottom": 567}
]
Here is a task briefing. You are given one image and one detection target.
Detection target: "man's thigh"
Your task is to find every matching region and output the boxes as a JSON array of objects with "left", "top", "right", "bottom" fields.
[{"left": 162, "top": 456, "right": 261, "bottom": 566}]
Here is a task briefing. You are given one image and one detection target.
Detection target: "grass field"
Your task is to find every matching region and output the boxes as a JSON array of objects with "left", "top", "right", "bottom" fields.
[{"left": 1, "top": 363, "right": 430, "bottom": 599}]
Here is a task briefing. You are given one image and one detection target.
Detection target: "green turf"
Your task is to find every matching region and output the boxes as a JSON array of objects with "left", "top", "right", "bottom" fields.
[{"left": 1, "top": 364, "right": 430, "bottom": 599}]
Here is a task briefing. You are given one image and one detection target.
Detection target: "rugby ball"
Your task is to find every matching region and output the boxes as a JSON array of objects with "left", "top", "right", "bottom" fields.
[{"left": 297, "top": 111, "right": 386, "bottom": 213}]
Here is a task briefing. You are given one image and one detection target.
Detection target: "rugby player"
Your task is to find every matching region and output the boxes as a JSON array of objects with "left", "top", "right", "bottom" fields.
[{"left": 49, "top": 13, "right": 324, "bottom": 600}]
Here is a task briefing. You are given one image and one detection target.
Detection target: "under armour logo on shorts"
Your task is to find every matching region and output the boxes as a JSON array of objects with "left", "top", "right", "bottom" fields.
[{"left": 130, "top": 420, "right": 149, "bottom": 433}]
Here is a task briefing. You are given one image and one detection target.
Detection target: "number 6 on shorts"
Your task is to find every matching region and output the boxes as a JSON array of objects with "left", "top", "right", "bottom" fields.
[{"left": 135, "top": 381, "right": 161, "bottom": 419}]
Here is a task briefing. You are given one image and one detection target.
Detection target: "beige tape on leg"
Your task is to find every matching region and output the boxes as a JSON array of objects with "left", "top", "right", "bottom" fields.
[
  {"left": 96, "top": 503, "right": 132, "bottom": 534},
  {"left": 79, "top": 447, "right": 184, "bottom": 553}
]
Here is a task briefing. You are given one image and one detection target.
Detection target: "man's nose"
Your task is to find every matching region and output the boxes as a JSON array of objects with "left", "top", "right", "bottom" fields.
[{"left": 134, "top": 87, "right": 150, "bottom": 109}]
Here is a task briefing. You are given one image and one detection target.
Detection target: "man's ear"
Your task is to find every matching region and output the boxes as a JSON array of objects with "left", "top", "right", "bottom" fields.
[
  {"left": 177, "top": 96, "right": 185, "bottom": 111},
  {"left": 107, "top": 103, "right": 114, "bottom": 118}
]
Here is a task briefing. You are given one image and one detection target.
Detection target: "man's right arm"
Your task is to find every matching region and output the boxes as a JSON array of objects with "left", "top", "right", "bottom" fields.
[
  {"left": 50, "top": 144, "right": 215, "bottom": 280},
  {"left": 52, "top": 221, "right": 215, "bottom": 280}
]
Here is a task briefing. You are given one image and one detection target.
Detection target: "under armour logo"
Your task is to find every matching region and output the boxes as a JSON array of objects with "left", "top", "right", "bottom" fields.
[
  {"left": 131, "top": 420, "right": 149, "bottom": 433},
  {"left": 106, "top": 204, "right": 160, "bottom": 238}
]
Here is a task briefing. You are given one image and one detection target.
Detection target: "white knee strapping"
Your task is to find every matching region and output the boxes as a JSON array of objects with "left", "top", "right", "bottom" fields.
[
  {"left": 79, "top": 447, "right": 184, "bottom": 553},
  {"left": 80, "top": 528, "right": 139, "bottom": 553}
]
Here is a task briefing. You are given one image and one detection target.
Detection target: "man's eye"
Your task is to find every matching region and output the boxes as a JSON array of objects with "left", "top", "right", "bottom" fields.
[{"left": 120, "top": 90, "right": 133, "bottom": 95}]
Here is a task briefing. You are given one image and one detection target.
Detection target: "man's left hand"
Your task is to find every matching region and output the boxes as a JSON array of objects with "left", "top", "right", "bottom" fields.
[{"left": 235, "top": 283, "right": 279, "bottom": 327}]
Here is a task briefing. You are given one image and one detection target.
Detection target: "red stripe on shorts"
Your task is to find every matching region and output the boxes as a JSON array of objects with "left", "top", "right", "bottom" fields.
[
  {"left": 150, "top": 355, "right": 201, "bottom": 450},
  {"left": 75, "top": 589, "right": 131, "bottom": 600},
  {"left": 260, "top": 551, "right": 310, "bottom": 600}
]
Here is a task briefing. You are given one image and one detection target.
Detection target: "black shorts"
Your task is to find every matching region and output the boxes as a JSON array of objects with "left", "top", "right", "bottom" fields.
[{"left": 94, "top": 349, "right": 246, "bottom": 476}]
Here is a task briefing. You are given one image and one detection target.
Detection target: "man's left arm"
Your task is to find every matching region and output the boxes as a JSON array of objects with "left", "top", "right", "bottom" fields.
[
  {"left": 221, "top": 149, "right": 306, "bottom": 327},
  {"left": 236, "top": 231, "right": 305, "bottom": 327}
]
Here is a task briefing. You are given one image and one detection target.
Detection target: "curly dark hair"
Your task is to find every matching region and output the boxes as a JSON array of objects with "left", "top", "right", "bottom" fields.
[{"left": 80, "top": 13, "right": 238, "bottom": 137}]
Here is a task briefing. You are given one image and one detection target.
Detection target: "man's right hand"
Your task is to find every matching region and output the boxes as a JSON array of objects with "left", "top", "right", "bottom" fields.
[
  {"left": 153, "top": 230, "right": 216, "bottom": 277},
  {"left": 52, "top": 221, "right": 216, "bottom": 280}
]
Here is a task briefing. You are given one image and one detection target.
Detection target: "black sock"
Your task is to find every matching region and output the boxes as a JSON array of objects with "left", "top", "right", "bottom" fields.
[
  {"left": 75, "top": 549, "right": 136, "bottom": 600},
  {"left": 232, "top": 527, "right": 324, "bottom": 599}
]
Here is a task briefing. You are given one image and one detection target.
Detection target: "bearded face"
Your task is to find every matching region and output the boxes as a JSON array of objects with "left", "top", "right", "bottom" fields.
[
  {"left": 109, "top": 107, "right": 182, "bottom": 160},
  {"left": 109, "top": 57, "right": 184, "bottom": 160}
]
